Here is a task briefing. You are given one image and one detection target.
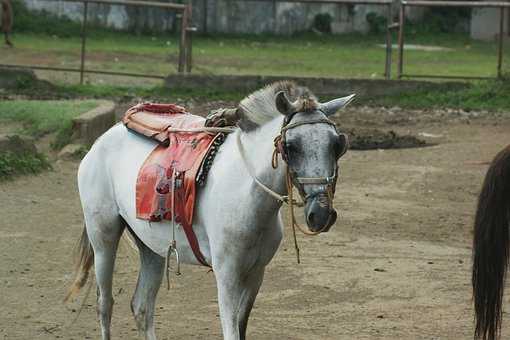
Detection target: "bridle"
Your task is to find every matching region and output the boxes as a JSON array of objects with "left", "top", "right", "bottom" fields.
[
  {"left": 236, "top": 111, "right": 349, "bottom": 263},
  {"left": 273, "top": 114, "right": 347, "bottom": 198}
]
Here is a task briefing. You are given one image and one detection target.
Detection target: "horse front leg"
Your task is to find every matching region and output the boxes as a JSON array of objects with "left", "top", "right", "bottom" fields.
[
  {"left": 238, "top": 267, "right": 265, "bottom": 340},
  {"left": 215, "top": 264, "right": 266, "bottom": 340}
]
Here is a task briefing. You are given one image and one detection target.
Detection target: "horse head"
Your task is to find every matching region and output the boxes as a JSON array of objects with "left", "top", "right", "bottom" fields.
[{"left": 274, "top": 90, "right": 354, "bottom": 233}]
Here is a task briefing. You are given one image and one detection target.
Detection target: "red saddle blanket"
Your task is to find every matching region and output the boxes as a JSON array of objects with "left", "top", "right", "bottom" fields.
[{"left": 124, "top": 103, "right": 222, "bottom": 267}]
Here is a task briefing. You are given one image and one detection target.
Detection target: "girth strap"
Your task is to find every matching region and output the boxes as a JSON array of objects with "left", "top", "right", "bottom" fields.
[{"left": 181, "top": 223, "right": 210, "bottom": 267}]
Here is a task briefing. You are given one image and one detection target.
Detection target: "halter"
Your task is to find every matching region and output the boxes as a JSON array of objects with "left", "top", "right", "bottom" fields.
[
  {"left": 236, "top": 112, "right": 349, "bottom": 263},
  {"left": 273, "top": 115, "right": 347, "bottom": 200}
]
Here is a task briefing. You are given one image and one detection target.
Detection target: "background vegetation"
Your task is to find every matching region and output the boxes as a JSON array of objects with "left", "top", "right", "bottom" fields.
[{"left": 0, "top": 151, "right": 51, "bottom": 180}]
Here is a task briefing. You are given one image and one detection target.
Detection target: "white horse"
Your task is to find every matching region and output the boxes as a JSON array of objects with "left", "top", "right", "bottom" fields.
[{"left": 66, "top": 81, "right": 354, "bottom": 340}]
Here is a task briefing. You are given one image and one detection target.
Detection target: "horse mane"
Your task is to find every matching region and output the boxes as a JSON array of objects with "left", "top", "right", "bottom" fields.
[{"left": 237, "top": 81, "right": 318, "bottom": 131}]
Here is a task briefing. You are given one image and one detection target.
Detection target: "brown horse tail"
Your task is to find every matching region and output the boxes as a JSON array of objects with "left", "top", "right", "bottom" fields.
[
  {"left": 64, "top": 227, "right": 94, "bottom": 302},
  {"left": 473, "top": 144, "right": 510, "bottom": 340}
]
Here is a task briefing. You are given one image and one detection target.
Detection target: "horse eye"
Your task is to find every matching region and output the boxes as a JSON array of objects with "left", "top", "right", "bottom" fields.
[
  {"left": 334, "top": 135, "right": 348, "bottom": 158},
  {"left": 285, "top": 142, "right": 296, "bottom": 154}
]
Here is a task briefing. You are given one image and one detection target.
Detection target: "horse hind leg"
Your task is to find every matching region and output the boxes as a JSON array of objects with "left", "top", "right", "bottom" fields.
[
  {"left": 86, "top": 214, "right": 125, "bottom": 340},
  {"left": 130, "top": 230, "right": 165, "bottom": 340}
]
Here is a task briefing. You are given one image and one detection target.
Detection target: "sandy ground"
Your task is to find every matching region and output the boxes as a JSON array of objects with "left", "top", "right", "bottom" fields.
[{"left": 0, "top": 107, "right": 509, "bottom": 339}]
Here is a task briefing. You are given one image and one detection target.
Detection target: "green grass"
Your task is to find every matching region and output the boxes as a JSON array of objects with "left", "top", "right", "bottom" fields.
[
  {"left": 0, "top": 100, "right": 100, "bottom": 149},
  {"left": 0, "top": 151, "right": 51, "bottom": 180},
  {"left": 2, "top": 31, "right": 508, "bottom": 81},
  {"left": 0, "top": 100, "right": 99, "bottom": 136},
  {"left": 369, "top": 78, "right": 510, "bottom": 111}
]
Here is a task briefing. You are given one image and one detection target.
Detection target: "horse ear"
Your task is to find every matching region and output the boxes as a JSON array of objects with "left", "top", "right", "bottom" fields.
[
  {"left": 319, "top": 94, "right": 356, "bottom": 116},
  {"left": 275, "top": 91, "right": 297, "bottom": 115}
]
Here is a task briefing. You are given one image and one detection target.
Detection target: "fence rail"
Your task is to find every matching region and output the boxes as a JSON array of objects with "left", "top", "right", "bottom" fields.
[
  {"left": 397, "top": 1, "right": 509, "bottom": 79},
  {"left": 0, "top": 0, "right": 193, "bottom": 84},
  {"left": 1, "top": 0, "right": 507, "bottom": 82}
]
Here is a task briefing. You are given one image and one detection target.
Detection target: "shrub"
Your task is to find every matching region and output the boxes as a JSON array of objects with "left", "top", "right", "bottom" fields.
[
  {"left": 366, "top": 12, "right": 387, "bottom": 34},
  {"left": 0, "top": 151, "right": 51, "bottom": 180},
  {"left": 313, "top": 13, "right": 333, "bottom": 33}
]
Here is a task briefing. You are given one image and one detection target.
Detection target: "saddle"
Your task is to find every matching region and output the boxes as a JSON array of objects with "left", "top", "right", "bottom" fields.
[{"left": 122, "top": 103, "right": 231, "bottom": 267}]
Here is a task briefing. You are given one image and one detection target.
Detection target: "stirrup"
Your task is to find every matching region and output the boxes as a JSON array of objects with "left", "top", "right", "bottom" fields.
[{"left": 166, "top": 241, "right": 181, "bottom": 290}]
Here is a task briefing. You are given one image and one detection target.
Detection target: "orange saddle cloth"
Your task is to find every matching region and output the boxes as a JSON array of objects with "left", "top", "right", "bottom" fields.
[{"left": 123, "top": 103, "right": 226, "bottom": 266}]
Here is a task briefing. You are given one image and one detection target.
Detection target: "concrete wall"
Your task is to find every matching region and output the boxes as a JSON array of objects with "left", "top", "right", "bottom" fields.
[
  {"left": 471, "top": 8, "right": 509, "bottom": 41},
  {"left": 23, "top": 0, "right": 178, "bottom": 32},
  {"left": 164, "top": 74, "right": 467, "bottom": 98},
  {"left": 198, "top": 1, "right": 390, "bottom": 34},
  {"left": 71, "top": 100, "right": 116, "bottom": 146},
  {"left": 22, "top": 0, "right": 393, "bottom": 35}
]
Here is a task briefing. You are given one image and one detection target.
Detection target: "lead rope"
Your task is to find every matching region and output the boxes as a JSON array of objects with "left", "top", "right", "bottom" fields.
[
  {"left": 286, "top": 169, "right": 301, "bottom": 264},
  {"left": 241, "top": 131, "right": 331, "bottom": 264},
  {"left": 166, "top": 168, "right": 181, "bottom": 290}
]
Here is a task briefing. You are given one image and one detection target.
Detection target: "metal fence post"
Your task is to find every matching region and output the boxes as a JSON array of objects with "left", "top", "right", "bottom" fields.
[
  {"left": 397, "top": 2, "right": 405, "bottom": 79},
  {"left": 178, "top": 7, "right": 188, "bottom": 73},
  {"left": 186, "top": 29, "right": 197, "bottom": 73},
  {"left": 186, "top": 4, "right": 195, "bottom": 73},
  {"left": 203, "top": 0, "right": 208, "bottom": 34},
  {"left": 498, "top": 6, "right": 504, "bottom": 78},
  {"left": 80, "top": 0, "right": 89, "bottom": 84},
  {"left": 384, "top": 2, "right": 392, "bottom": 79}
]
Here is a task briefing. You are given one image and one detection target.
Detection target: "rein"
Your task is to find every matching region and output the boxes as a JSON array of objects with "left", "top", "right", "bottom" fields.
[{"left": 237, "top": 116, "right": 342, "bottom": 264}]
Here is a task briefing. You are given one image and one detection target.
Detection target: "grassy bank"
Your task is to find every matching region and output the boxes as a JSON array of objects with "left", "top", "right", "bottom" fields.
[
  {"left": 370, "top": 78, "right": 510, "bottom": 111},
  {"left": 0, "top": 100, "right": 100, "bottom": 148}
]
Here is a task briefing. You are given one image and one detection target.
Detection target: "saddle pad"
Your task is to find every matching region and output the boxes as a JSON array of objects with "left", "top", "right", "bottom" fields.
[
  {"left": 122, "top": 103, "right": 203, "bottom": 146},
  {"left": 125, "top": 103, "right": 220, "bottom": 267}
]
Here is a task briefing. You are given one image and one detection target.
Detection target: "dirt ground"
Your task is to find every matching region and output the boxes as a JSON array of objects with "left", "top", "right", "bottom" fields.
[{"left": 1, "top": 105, "right": 509, "bottom": 340}]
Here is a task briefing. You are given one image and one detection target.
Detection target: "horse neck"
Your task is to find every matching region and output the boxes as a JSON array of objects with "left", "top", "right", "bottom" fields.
[{"left": 239, "top": 117, "right": 288, "bottom": 209}]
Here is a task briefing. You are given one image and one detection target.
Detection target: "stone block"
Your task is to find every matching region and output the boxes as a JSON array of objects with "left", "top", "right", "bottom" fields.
[{"left": 71, "top": 100, "right": 116, "bottom": 146}]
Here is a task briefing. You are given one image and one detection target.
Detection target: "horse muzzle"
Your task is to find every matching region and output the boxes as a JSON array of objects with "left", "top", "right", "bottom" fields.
[{"left": 304, "top": 192, "right": 337, "bottom": 233}]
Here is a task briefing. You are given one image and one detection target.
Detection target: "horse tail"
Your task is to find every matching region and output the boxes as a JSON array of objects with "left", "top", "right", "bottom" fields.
[
  {"left": 473, "top": 144, "right": 510, "bottom": 340},
  {"left": 64, "top": 226, "right": 94, "bottom": 302}
]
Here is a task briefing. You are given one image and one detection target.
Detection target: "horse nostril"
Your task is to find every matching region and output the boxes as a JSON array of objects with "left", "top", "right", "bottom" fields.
[{"left": 306, "top": 212, "right": 315, "bottom": 225}]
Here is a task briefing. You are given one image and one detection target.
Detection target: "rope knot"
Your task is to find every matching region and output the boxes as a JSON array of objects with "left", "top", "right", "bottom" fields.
[{"left": 272, "top": 135, "right": 283, "bottom": 169}]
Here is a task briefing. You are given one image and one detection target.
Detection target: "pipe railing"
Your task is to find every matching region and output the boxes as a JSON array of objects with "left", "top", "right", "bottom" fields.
[
  {"left": 397, "top": 0, "right": 509, "bottom": 79},
  {"left": 0, "top": 0, "right": 194, "bottom": 84},
  {"left": 2, "top": 0, "right": 506, "bottom": 82}
]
